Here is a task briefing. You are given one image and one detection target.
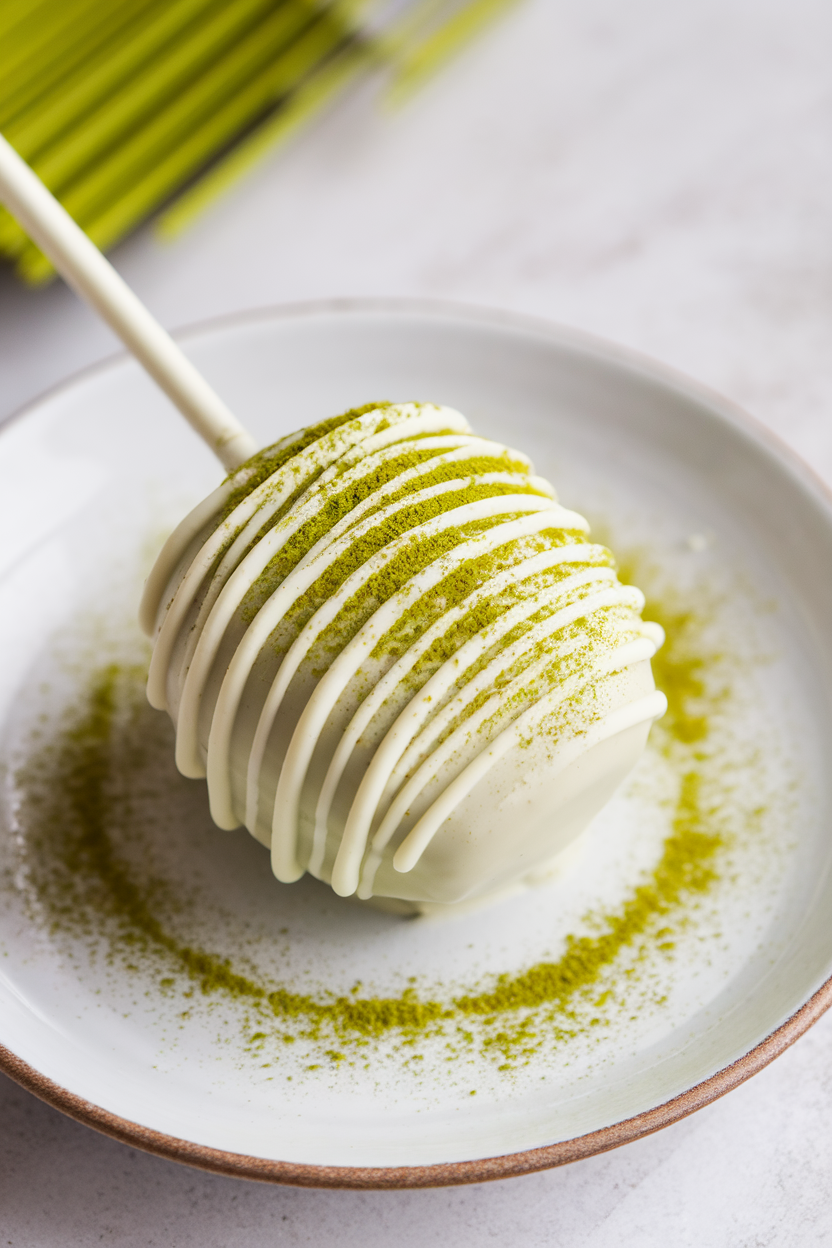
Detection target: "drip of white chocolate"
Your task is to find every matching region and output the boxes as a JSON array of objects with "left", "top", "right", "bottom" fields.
[{"left": 140, "top": 403, "right": 667, "bottom": 912}]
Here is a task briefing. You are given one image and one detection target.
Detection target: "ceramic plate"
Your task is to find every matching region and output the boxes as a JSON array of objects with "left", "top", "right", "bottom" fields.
[{"left": 1, "top": 301, "right": 831, "bottom": 1188}]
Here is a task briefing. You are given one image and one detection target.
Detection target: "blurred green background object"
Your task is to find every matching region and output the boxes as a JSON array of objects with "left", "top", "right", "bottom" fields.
[{"left": 0, "top": 0, "right": 521, "bottom": 284}]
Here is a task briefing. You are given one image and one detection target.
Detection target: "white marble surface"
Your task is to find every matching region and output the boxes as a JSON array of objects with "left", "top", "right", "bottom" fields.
[{"left": 2, "top": 0, "right": 832, "bottom": 1240}]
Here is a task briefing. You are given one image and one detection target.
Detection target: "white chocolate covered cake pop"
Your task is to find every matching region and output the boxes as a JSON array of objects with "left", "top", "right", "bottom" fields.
[{"left": 140, "top": 402, "right": 667, "bottom": 913}]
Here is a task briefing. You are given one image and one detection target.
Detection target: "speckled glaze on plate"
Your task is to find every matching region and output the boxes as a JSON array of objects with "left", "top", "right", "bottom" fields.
[{"left": 1, "top": 300, "right": 831, "bottom": 1187}]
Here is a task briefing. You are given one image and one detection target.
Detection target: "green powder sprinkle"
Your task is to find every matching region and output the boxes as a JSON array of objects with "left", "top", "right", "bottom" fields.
[
  {"left": 9, "top": 567, "right": 743, "bottom": 1068},
  {"left": 455, "top": 772, "right": 719, "bottom": 1018},
  {"left": 221, "top": 408, "right": 372, "bottom": 520},
  {"left": 239, "top": 451, "right": 532, "bottom": 622}
]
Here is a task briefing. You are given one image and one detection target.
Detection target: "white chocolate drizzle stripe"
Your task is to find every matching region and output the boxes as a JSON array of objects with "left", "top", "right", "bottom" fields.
[
  {"left": 200, "top": 482, "right": 553, "bottom": 800},
  {"left": 389, "top": 578, "right": 639, "bottom": 787},
  {"left": 276, "top": 550, "right": 611, "bottom": 879},
  {"left": 169, "top": 429, "right": 464, "bottom": 714},
  {"left": 149, "top": 404, "right": 460, "bottom": 709},
  {"left": 364, "top": 637, "right": 658, "bottom": 886},
  {"left": 207, "top": 411, "right": 474, "bottom": 634},
  {"left": 262, "top": 496, "right": 567, "bottom": 879},
  {"left": 138, "top": 427, "right": 306, "bottom": 637},
  {"left": 173, "top": 447, "right": 521, "bottom": 774},
  {"left": 314, "top": 544, "right": 611, "bottom": 885},
  {"left": 387, "top": 687, "right": 668, "bottom": 884},
  {"left": 336, "top": 585, "right": 643, "bottom": 896},
  {"left": 330, "top": 575, "right": 624, "bottom": 883},
  {"left": 393, "top": 685, "right": 668, "bottom": 876},
  {"left": 358, "top": 654, "right": 666, "bottom": 895},
  {"left": 139, "top": 477, "right": 236, "bottom": 638}
]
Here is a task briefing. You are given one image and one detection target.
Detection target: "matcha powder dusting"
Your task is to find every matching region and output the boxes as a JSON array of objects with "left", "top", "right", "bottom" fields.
[{"left": 7, "top": 574, "right": 762, "bottom": 1077}]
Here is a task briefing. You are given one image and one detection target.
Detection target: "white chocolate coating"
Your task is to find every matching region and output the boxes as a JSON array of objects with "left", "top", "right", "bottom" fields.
[{"left": 141, "top": 403, "right": 667, "bottom": 912}]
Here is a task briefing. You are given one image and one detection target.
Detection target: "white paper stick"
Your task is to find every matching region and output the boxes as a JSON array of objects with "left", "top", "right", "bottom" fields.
[{"left": 0, "top": 134, "right": 257, "bottom": 470}]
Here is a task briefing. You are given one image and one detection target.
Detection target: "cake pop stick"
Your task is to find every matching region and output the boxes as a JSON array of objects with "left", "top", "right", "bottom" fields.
[{"left": 0, "top": 132, "right": 256, "bottom": 470}]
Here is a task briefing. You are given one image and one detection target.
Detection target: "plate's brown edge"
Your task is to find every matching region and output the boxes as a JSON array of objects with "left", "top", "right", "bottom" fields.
[{"left": 2, "top": 977, "right": 832, "bottom": 1189}]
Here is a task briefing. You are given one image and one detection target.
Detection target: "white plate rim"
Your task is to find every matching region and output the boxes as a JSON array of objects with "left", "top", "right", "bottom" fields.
[{"left": 2, "top": 295, "right": 831, "bottom": 1189}]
